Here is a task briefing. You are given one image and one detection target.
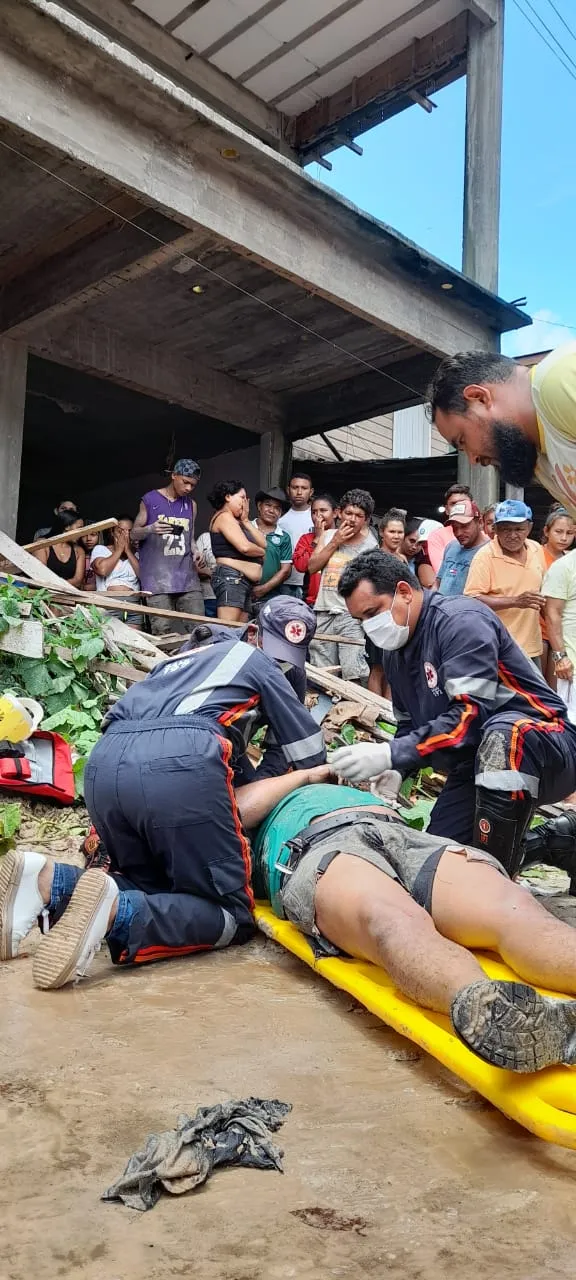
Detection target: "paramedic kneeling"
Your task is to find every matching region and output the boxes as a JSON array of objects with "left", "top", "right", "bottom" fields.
[
  {"left": 330, "top": 551, "right": 576, "bottom": 879},
  {"left": 0, "top": 598, "right": 325, "bottom": 989}
]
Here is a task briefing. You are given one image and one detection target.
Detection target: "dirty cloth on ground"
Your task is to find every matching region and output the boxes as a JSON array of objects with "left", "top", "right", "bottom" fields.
[{"left": 103, "top": 1097, "right": 291, "bottom": 1212}]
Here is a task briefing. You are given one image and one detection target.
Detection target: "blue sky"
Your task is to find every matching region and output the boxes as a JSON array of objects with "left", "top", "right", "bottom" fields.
[{"left": 308, "top": 1, "right": 576, "bottom": 357}]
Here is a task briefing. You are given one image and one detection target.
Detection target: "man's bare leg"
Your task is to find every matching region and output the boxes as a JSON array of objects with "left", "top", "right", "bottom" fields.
[
  {"left": 314, "top": 854, "right": 484, "bottom": 1013},
  {"left": 431, "top": 850, "right": 576, "bottom": 992},
  {"left": 314, "top": 851, "right": 576, "bottom": 1072},
  {"left": 235, "top": 765, "right": 332, "bottom": 830}
]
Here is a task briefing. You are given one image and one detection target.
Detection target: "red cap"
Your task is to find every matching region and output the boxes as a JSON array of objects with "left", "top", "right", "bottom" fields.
[{"left": 448, "top": 498, "right": 480, "bottom": 524}]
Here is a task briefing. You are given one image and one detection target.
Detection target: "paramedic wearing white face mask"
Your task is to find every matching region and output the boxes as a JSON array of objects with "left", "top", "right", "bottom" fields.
[{"left": 330, "top": 550, "right": 576, "bottom": 884}]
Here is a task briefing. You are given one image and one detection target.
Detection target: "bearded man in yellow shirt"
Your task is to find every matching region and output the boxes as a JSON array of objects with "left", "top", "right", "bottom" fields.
[{"left": 429, "top": 342, "right": 576, "bottom": 514}]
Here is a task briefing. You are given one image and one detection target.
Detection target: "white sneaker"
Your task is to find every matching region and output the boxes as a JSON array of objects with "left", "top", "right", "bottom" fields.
[
  {"left": 0, "top": 850, "right": 47, "bottom": 960},
  {"left": 33, "top": 870, "right": 119, "bottom": 990}
]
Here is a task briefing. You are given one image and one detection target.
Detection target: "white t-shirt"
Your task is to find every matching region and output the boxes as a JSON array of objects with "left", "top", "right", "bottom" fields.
[
  {"left": 91, "top": 545, "right": 140, "bottom": 594},
  {"left": 542, "top": 548, "right": 576, "bottom": 668},
  {"left": 277, "top": 507, "right": 313, "bottom": 586}
]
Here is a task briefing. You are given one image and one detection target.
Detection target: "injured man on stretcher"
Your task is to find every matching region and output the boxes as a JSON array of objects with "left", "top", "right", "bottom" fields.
[
  {"left": 4, "top": 758, "right": 576, "bottom": 1078},
  {"left": 249, "top": 779, "right": 576, "bottom": 1077}
]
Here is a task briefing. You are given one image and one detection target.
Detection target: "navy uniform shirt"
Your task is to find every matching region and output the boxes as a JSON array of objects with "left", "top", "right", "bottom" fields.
[
  {"left": 105, "top": 637, "right": 326, "bottom": 774},
  {"left": 379, "top": 592, "right": 568, "bottom": 775}
]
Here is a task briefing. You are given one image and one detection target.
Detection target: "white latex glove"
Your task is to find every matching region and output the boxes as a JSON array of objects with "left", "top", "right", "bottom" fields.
[
  {"left": 330, "top": 741, "right": 392, "bottom": 783},
  {"left": 370, "top": 770, "right": 403, "bottom": 802}
]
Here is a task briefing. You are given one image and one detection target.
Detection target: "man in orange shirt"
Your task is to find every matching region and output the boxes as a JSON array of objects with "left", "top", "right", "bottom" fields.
[{"left": 464, "top": 500, "right": 545, "bottom": 666}]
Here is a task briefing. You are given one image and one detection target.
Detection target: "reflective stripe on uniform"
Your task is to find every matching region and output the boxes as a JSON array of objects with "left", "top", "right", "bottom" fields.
[
  {"left": 445, "top": 675, "right": 498, "bottom": 701},
  {"left": 393, "top": 706, "right": 410, "bottom": 722},
  {"left": 175, "top": 641, "right": 254, "bottom": 714},
  {"left": 282, "top": 728, "right": 326, "bottom": 763},
  {"left": 475, "top": 768, "right": 540, "bottom": 798},
  {"left": 215, "top": 909, "right": 238, "bottom": 948}
]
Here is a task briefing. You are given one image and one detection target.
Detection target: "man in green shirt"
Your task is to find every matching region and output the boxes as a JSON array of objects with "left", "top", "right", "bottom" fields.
[{"left": 251, "top": 486, "right": 295, "bottom": 604}]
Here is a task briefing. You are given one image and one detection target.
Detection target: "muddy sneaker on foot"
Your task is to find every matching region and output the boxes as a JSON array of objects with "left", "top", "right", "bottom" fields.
[
  {"left": 32, "top": 870, "right": 118, "bottom": 990},
  {"left": 451, "top": 979, "right": 576, "bottom": 1072},
  {"left": 0, "top": 850, "right": 47, "bottom": 960}
]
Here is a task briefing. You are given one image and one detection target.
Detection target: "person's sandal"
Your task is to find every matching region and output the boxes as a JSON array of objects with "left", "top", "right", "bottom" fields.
[{"left": 451, "top": 979, "right": 576, "bottom": 1073}]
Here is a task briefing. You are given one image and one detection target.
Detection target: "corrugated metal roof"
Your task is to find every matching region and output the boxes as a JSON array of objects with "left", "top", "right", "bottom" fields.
[{"left": 132, "top": 0, "right": 468, "bottom": 116}]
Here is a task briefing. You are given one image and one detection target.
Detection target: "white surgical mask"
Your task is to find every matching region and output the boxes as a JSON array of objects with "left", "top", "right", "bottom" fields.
[{"left": 362, "top": 592, "right": 410, "bottom": 651}]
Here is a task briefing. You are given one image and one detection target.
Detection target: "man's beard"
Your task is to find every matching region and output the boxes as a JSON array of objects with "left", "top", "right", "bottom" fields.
[{"left": 492, "top": 421, "right": 538, "bottom": 487}]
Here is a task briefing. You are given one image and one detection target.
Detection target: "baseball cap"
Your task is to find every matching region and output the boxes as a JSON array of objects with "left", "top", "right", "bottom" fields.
[
  {"left": 417, "top": 518, "right": 442, "bottom": 542},
  {"left": 258, "top": 597, "right": 317, "bottom": 670},
  {"left": 493, "top": 499, "right": 532, "bottom": 524},
  {"left": 171, "top": 458, "right": 201, "bottom": 478},
  {"left": 254, "top": 485, "right": 289, "bottom": 512},
  {"left": 447, "top": 498, "right": 481, "bottom": 525}
]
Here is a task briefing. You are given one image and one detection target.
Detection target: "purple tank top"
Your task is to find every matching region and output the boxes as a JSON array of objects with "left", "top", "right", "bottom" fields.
[{"left": 138, "top": 490, "right": 199, "bottom": 594}]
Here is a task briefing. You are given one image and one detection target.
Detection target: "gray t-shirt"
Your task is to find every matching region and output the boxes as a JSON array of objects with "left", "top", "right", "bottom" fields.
[{"left": 315, "top": 530, "right": 377, "bottom": 614}]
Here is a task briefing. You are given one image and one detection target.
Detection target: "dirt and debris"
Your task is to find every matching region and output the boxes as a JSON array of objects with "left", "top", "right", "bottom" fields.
[
  {"left": 290, "top": 1206, "right": 370, "bottom": 1235},
  {"left": 3, "top": 937, "right": 576, "bottom": 1280}
]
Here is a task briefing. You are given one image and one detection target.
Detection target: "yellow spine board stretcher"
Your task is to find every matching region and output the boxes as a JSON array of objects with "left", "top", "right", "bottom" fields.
[{"left": 255, "top": 902, "right": 576, "bottom": 1150}]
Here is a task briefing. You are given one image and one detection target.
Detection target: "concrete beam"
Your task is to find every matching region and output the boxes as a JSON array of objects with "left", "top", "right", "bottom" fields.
[
  {"left": 285, "top": 353, "right": 440, "bottom": 439},
  {"left": 0, "top": 340, "right": 27, "bottom": 538},
  {"left": 0, "top": 216, "right": 214, "bottom": 339},
  {"left": 464, "top": 0, "right": 500, "bottom": 26},
  {"left": 28, "top": 320, "right": 285, "bottom": 436},
  {"left": 260, "top": 429, "right": 289, "bottom": 490},
  {"left": 462, "top": 3, "right": 504, "bottom": 292},
  {"left": 293, "top": 14, "right": 468, "bottom": 157},
  {"left": 61, "top": 0, "right": 288, "bottom": 150},
  {"left": 460, "top": 0, "right": 504, "bottom": 505},
  {"left": 0, "top": 3, "right": 495, "bottom": 359}
]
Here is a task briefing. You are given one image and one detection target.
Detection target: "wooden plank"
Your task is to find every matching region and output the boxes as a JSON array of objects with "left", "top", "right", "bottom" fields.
[
  {"left": 306, "top": 663, "right": 395, "bottom": 722},
  {"left": 23, "top": 517, "right": 117, "bottom": 551},
  {"left": 92, "top": 659, "right": 147, "bottom": 682},
  {"left": 0, "top": 529, "right": 79, "bottom": 592},
  {"left": 28, "top": 320, "right": 284, "bottom": 435},
  {"left": 293, "top": 14, "right": 468, "bottom": 155},
  {"left": 0, "top": 619, "right": 43, "bottom": 659}
]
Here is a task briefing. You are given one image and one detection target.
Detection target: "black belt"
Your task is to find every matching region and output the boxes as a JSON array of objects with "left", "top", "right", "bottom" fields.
[{"left": 279, "top": 807, "right": 402, "bottom": 878}]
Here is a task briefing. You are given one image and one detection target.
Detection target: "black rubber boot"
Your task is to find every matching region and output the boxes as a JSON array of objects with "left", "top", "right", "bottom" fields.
[
  {"left": 522, "top": 811, "right": 576, "bottom": 895},
  {"left": 451, "top": 979, "right": 576, "bottom": 1072},
  {"left": 473, "top": 787, "right": 534, "bottom": 879}
]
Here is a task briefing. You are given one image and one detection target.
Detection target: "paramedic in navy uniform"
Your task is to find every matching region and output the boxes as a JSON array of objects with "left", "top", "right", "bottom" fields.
[{"left": 330, "top": 550, "right": 576, "bottom": 880}]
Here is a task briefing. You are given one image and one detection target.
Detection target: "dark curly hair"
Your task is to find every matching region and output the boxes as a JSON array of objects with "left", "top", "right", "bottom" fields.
[
  {"left": 339, "top": 488, "right": 375, "bottom": 519},
  {"left": 207, "top": 480, "right": 245, "bottom": 510}
]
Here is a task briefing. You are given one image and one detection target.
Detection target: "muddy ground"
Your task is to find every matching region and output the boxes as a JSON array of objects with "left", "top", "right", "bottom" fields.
[{"left": 3, "top": 924, "right": 576, "bottom": 1280}]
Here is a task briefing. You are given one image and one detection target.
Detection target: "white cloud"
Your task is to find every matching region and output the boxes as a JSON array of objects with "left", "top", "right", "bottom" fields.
[{"left": 502, "top": 309, "right": 576, "bottom": 358}]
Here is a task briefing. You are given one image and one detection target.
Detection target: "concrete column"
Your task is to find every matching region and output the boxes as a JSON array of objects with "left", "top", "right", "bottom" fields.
[
  {"left": 0, "top": 339, "right": 27, "bottom": 538},
  {"left": 459, "top": 1, "right": 504, "bottom": 506},
  {"left": 260, "top": 428, "right": 289, "bottom": 491}
]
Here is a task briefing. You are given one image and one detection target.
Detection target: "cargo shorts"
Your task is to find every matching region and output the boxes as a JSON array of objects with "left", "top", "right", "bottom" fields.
[{"left": 280, "top": 814, "right": 507, "bottom": 943}]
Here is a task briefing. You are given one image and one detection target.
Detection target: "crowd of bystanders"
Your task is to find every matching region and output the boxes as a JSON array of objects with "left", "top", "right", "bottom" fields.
[{"left": 29, "top": 464, "right": 576, "bottom": 701}]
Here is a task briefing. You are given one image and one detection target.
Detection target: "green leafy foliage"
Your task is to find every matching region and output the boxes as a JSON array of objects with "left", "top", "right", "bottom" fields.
[
  {"left": 399, "top": 796, "right": 434, "bottom": 831},
  {"left": 0, "top": 582, "right": 131, "bottom": 795},
  {"left": 0, "top": 582, "right": 26, "bottom": 637},
  {"left": 0, "top": 801, "right": 21, "bottom": 855}
]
